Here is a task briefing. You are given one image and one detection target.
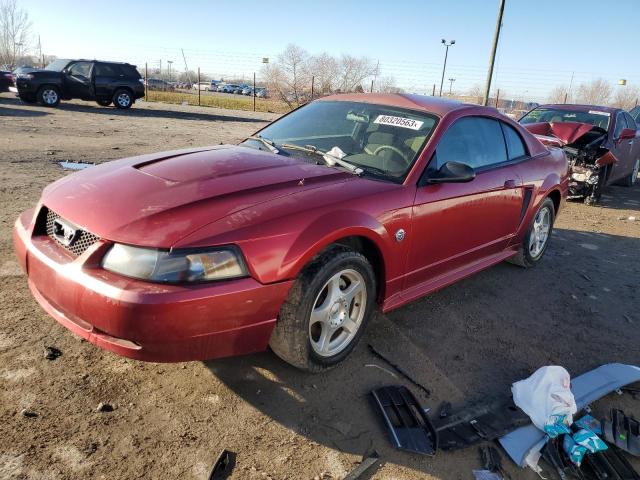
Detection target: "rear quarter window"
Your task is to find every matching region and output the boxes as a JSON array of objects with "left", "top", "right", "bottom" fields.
[{"left": 501, "top": 123, "right": 527, "bottom": 160}]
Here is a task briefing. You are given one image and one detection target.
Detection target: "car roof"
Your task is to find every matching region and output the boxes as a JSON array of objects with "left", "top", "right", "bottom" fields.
[
  {"left": 536, "top": 103, "right": 620, "bottom": 114},
  {"left": 317, "top": 93, "right": 476, "bottom": 117}
]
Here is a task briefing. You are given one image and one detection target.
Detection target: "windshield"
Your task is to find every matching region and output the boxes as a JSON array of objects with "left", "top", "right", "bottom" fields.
[
  {"left": 520, "top": 107, "right": 610, "bottom": 131},
  {"left": 45, "top": 59, "right": 71, "bottom": 72},
  {"left": 243, "top": 100, "right": 437, "bottom": 180}
]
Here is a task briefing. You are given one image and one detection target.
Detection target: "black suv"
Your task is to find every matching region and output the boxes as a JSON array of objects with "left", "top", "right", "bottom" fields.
[{"left": 14, "top": 59, "right": 144, "bottom": 109}]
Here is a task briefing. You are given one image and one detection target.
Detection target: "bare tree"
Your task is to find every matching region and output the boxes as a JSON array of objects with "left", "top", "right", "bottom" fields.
[
  {"left": 576, "top": 78, "right": 612, "bottom": 105},
  {"left": 262, "top": 44, "right": 311, "bottom": 107},
  {"left": 0, "top": 0, "right": 31, "bottom": 68},
  {"left": 335, "top": 54, "right": 377, "bottom": 93},
  {"left": 548, "top": 85, "right": 570, "bottom": 104},
  {"left": 611, "top": 86, "right": 639, "bottom": 110},
  {"left": 376, "top": 76, "right": 404, "bottom": 94},
  {"left": 306, "top": 52, "right": 339, "bottom": 95}
]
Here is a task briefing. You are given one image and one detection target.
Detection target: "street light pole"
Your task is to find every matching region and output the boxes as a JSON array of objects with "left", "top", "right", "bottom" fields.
[
  {"left": 167, "top": 61, "right": 173, "bottom": 81},
  {"left": 439, "top": 39, "right": 455, "bottom": 97},
  {"left": 448, "top": 77, "right": 456, "bottom": 95}
]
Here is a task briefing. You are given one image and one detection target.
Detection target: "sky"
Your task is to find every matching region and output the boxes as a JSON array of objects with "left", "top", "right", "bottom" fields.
[{"left": 20, "top": 0, "right": 640, "bottom": 102}]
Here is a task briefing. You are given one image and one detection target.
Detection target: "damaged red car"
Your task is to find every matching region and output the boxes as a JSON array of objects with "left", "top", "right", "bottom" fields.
[
  {"left": 520, "top": 104, "right": 639, "bottom": 204},
  {"left": 14, "top": 94, "right": 568, "bottom": 371}
]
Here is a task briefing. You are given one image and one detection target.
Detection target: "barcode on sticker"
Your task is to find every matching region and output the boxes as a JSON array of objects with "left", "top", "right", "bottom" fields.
[{"left": 374, "top": 115, "right": 424, "bottom": 130}]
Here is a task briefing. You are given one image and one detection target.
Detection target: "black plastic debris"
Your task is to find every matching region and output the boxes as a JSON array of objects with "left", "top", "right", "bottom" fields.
[
  {"left": 479, "top": 445, "right": 511, "bottom": 479},
  {"left": 21, "top": 409, "right": 38, "bottom": 418},
  {"left": 370, "top": 385, "right": 437, "bottom": 455},
  {"left": 44, "top": 346, "right": 62, "bottom": 360},
  {"left": 438, "top": 401, "right": 452, "bottom": 419},
  {"left": 434, "top": 400, "right": 530, "bottom": 450},
  {"left": 208, "top": 450, "right": 235, "bottom": 480},
  {"left": 343, "top": 451, "right": 381, "bottom": 480},
  {"left": 583, "top": 448, "right": 640, "bottom": 480},
  {"left": 602, "top": 409, "right": 640, "bottom": 457}
]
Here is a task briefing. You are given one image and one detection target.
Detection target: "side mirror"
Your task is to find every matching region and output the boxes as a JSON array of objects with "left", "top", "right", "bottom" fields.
[
  {"left": 618, "top": 128, "right": 636, "bottom": 140},
  {"left": 425, "top": 161, "right": 476, "bottom": 184}
]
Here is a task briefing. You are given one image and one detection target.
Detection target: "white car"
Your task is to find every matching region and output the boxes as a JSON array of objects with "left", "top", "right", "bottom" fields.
[{"left": 193, "top": 82, "right": 212, "bottom": 91}]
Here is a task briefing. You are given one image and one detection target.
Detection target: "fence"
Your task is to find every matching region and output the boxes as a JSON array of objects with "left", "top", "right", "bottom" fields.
[{"left": 142, "top": 64, "right": 292, "bottom": 114}]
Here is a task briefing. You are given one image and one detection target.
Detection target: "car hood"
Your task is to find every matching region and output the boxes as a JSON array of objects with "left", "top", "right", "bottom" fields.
[
  {"left": 522, "top": 121, "right": 603, "bottom": 147},
  {"left": 41, "top": 145, "right": 355, "bottom": 247}
]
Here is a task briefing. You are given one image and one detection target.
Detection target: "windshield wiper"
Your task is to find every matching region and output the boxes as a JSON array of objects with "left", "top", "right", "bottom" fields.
[
  {"left": 279, "top": 143, "right": 363, "bottom": 175},
  {"left": 245, "top": 135, "right": 279, "bottom": 154}
]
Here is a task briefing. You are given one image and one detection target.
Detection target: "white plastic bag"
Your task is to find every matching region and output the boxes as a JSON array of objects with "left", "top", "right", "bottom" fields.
[{"left": 512, "top": 366, "right": 577, "bottom": 433}]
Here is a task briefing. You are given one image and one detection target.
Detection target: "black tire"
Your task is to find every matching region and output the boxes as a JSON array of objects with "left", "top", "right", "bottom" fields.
[
  {"left": 96, "top": 98, "right": 111, "bottom": 107},
  {"left": 623, "top": 159, "right": 639, "bottom": 187},
  {"left": 112, "top": 88, "right": 133, "bottom": 109},
  {"left": 508, "top": 197, "right": 555, "bottom": 268},
  {"left": 269, "top": 245, "right": 376, "bottom": 372},
  {"left": 37, "top": 86, "right": 60, "bottom": 107}
]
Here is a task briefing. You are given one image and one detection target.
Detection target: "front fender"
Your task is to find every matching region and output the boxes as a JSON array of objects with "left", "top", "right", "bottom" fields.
[{"left": 278, "top": 209, "right": 395, "bottom": 281}]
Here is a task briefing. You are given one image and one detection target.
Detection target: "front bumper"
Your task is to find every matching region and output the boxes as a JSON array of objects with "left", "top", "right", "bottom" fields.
[{"left": 13, "top": 209, "right": 292, "bottom": 362}]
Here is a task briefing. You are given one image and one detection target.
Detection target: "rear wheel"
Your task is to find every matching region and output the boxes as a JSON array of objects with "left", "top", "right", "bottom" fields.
[
  {"left": 508, "top": 197, "right": 555, "bottom": 268},
  {"left": 96, "top": 98, "right": 111, "bottom": 107},
  {"left": 269, "top": 245, "right": 376, "bottom": 371},
  {"left": 37, "top": 86, "right": 60, "bottom": 107},
  {"left": 112, "top": 89, "right": 133, "bottom": 109},
  {"left": 624, "top": 159, "right": 639, "bottom": 187}
]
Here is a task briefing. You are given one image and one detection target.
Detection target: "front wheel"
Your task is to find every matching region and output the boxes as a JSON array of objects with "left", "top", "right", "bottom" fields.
[
  {"left": 37, "top": 86, "right": 60, "bottom": 107},
  {"left": 112, "top": 89, "right": 133, "bottom": 109},
  {"left": 508, "top": 197, "right": 555, "bottom": 268},
  {"left": 269, "top": 246, "right": 376, "bottom": 371}
]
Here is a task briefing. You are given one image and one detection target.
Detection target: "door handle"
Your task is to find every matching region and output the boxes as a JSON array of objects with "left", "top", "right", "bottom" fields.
[{"left": 504, "top": 179, "right": 517, "bottom": 188}]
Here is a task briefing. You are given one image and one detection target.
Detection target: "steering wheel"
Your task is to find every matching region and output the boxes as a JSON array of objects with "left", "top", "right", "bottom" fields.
[{"left": 372, "top": 144, "right": 408, "bottom": 163}]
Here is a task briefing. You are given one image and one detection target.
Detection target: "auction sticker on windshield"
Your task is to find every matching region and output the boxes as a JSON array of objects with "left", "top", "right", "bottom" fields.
[
  {"left": 588, "top": 110, "right": 610, "bottom": 117},
  {"left": 374, "top": 115, "right": 424, "bottom": 130}
]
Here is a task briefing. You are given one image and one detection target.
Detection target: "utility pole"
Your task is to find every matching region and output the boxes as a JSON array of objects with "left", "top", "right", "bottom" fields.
[
  {"left": 439, "top": 39, "right": 455, "bottom": 96},
  {"left": 482, "top": 0, "right": 505, "bottom": 106},
  {"left": 181, "top": 49, "right": 193, "bottom": 85},
  {"left": 448, "top": 77, "right": 456, "bottom": 95},
  {"left": 567, "top": 71, "right": 574, "bottom": 104}
]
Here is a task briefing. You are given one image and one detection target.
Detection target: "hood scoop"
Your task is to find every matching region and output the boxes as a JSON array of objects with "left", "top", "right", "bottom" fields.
[{"left": 135, "top": 146, "right": 297, "bottom": 183}]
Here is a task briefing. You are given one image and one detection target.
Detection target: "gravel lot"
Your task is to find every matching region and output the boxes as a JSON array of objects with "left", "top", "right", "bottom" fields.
[{"left": 1, "top": 95, "right": 639, "bottom": 480}]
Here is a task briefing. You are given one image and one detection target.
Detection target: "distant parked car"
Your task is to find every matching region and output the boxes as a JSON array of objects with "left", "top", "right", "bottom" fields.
[
  {"left": 222, "top": 84, "right": 240, "bottom": 93},
  {"left": 255, "top": 87, "right": 267, "bottom": 98},
  {"left": 15, "top": 59, "right": 144, "bottom": 108},
  {"left": 241, "top": 86, "right": 253, "bottom": 96},
  {"left": 193, "top": 81, "right": 212, "bottom": 91},
  {"left": 145, "top": 78, "right": 174, "bottom": 91}
]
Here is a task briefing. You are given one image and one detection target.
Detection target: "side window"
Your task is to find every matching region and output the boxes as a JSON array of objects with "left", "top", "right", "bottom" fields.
[
  {"left": 95, "top": 63, "right": 119, "bottom": 77},
  {"left": 501, "top": 122, "right": 527, "bottom": 160},
  {"left": 614, "top": 113, "right": 627, "bottom": 138},
  {"left": 435, "top": 117, "right": 508, "bottom": 170},
  {"left": 623, "top": 112, "right": 637, "bottom": 131},
  {"left": 68, "top": 62, "right": 92, "bottom": 79}
]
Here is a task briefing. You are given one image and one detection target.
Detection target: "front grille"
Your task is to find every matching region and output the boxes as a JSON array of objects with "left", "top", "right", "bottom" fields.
[{"left": 45, "top": 209, "right": 100, "bottom": 256}]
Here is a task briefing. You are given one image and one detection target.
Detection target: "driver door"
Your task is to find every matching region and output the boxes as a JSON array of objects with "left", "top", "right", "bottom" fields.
[
  {"left": 63, "top": 61, "right": 94, "bottom": 99},
  {"left": 404, "top": 116, "right": 524, "bottom": 293}
]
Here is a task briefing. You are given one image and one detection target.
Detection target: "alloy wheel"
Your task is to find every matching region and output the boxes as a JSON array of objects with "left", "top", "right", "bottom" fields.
[
  {"left": 529, "top": 206, "right": 551, "bottom": 258},
  {"left": 309, "top": 269, "right": 367, "bottom": 357},
  {"left": 117, "top": 93, "right": 131, "bottom": 107},
  {"left": 42, "top": 89, "right": 58, "bottom": 105}
]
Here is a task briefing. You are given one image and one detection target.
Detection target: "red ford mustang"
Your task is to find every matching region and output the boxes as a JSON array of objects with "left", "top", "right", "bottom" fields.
[{"left": 13, "top": 94, "right": 568, "bottom": 371}]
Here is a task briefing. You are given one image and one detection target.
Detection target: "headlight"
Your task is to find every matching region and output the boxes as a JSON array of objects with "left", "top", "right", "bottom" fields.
[
  {"left": 19, "top": 73, "right": 34, "bottom": 79},
  {"left": 101, "top": 244, "right": 247, "bottom": 283}
]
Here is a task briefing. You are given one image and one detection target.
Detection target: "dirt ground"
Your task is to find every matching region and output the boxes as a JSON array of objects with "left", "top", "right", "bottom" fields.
[{"left": 1, "top": 95, "right": 639, "bottom": 480}]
